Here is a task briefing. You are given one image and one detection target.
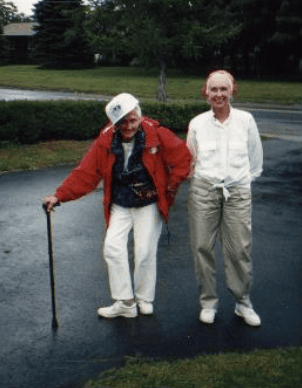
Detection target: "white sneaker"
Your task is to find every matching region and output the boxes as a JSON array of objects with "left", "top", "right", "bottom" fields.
[
  {"left": 199, "top": 309, "right": 216, "bottom": 324},
  {"left": 97, "top": 301, "right": 137, "bottom": 318},
  {"left": 138, "top": 301, "right": 153, "bottom": 315},
  {"left": 235, "top": 304, "right": 261, "bottom": 326}
]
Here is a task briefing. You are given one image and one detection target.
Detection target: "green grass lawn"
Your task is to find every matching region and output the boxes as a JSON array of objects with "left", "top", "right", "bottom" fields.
[
  {"left": 0, "top": 65, "right": 301, "bottom": 104},
  {"left": 82, "top": 347, "right": 302, "bottom": 388},
  {"left": 0, "top": 140, "right": 93, "bottom": 172}
]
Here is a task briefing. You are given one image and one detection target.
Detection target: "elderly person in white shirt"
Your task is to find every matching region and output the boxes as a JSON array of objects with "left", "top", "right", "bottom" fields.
[{"left": 187, "top": 69, "right": 263, "bottom": 326}]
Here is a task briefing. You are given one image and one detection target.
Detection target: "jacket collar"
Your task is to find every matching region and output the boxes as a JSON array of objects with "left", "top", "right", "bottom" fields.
[{"left": 99, "top": 117, "right": 160, "bottom": 150}]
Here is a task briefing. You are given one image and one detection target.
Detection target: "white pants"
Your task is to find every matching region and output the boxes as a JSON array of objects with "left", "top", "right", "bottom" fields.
[{"left": 103, "top": 203, "right": 163, "bottom": 302}]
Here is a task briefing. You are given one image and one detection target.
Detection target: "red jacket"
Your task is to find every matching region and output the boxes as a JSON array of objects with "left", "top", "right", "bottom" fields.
[{"left": 55, "top": 116, "right": 191, "bottom": 226}]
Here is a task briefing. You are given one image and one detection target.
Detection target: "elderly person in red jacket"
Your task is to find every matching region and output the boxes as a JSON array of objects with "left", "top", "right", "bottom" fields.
[{"left": 44, "top": 93, "right": 191, "bottom": 318}]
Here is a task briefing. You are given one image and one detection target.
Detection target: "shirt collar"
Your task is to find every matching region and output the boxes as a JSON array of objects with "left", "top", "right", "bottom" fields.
[{"left": 210, "top": 105, "right": 233, "bottom": 126}]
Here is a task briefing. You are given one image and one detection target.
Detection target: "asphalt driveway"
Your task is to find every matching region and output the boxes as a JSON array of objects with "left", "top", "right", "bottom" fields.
[{"left": 0, "top": 138, "right": 301, "bottom": 388}]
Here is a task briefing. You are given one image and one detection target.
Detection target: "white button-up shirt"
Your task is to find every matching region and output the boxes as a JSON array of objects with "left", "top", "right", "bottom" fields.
[{"left": 187, "top": 107, "right": 263, "bottom": 198}]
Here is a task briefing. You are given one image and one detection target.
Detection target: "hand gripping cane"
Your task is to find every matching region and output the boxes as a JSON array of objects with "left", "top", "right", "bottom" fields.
[{"left": 42, "top": 203, "right": 60, "bottom": 329}]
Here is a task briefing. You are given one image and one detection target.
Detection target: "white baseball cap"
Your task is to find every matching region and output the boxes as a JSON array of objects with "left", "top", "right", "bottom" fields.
[{"left": 105, "top": 93, "right": 141, "bottom": 125}]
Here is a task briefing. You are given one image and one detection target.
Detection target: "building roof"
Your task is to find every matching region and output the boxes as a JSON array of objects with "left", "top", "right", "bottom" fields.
[{"left": 3, "top": 23, "right": 37, "bottom": 37}]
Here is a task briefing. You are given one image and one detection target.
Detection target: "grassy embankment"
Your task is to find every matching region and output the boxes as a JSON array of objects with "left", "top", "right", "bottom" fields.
[
  {"left": 81, "top": 347, "right": 301, "bottom": 388},
  {"left": 0, "top": 65, "right": 300, "bottom": 173}
]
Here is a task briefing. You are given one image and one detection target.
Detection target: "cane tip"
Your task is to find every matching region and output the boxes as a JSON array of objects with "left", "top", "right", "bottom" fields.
[{"left": 52, "top": 319, "right": 59, "bottom": 330}]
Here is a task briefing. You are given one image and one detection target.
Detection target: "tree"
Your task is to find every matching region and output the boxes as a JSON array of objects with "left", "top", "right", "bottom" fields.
[
  {"left": 269, "top": 0, "right": 302, "bottom": 75},
  {"left": 0, "top": 0, "right": 32, "bottom": 27},
  {"left": 0, "top": 0, "right": 18, "bottom": 62},
  {"left": 0, "top": 0, "right": 18, "bottom": 29},
  {"left": 228, "top": 0, "right": 302, "bottom": 77},
  {"left": 33, "top": 0, "right": 94, "bottom": 68},
  {"left": 84, "top": 0, "right": 241, "bottom": 101},
  {"left": 84, "top": 0, "right": 130, "bottom": 65}
]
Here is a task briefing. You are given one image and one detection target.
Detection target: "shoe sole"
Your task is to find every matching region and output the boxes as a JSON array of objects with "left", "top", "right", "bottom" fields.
[
  {"left": 138, "top": 303, "right": 153, "bottom": 315},
  {"left": 199, "top": 315, "right": 215, "bottom": 324},
  {"left": 199, "top": 318, "right": 215, "bottom": 324},
  {"left": 235, "top": 310, "right": 261, "bottom": 326},
  {"left": 139, "top": 310, "right": 153, "bottom": 315},
  {"left": 97, "top": 310, "right": 137, "bottom": 318}
]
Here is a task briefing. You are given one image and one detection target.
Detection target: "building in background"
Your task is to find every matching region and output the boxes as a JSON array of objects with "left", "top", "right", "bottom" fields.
[{"left": 3, "top": 23, "right": 37, "bottom": 64}]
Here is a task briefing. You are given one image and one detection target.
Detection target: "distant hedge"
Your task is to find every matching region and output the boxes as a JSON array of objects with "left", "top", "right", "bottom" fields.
[{"left": 0, "top": 100, "right": 209, "bottom": 144}]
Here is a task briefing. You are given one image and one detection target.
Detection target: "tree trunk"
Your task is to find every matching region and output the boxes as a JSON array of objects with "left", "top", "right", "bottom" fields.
[{"left": 156, "top": 60, "right": 168, "bottom": 102}]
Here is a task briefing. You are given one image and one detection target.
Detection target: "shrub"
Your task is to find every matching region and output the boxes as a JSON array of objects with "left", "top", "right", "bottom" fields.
[
  {"left": 0, "top": 100, "right": 209, "bottom": 144},
  {"left": 141, "top": 101, "right": 208, "bottom": 132}
]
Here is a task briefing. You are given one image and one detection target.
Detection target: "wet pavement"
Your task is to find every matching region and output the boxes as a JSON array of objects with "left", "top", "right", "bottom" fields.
[
  {"left": 0, "top": 87, "right": 110, "bottom": 102},
  {"left": 0, "top": 138, "right": 302, "bottom": 388}
]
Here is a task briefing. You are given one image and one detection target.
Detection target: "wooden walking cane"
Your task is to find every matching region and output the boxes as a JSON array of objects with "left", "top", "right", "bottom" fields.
[{"left": 43, "top": 203, "right": 59, "bottom": 329}]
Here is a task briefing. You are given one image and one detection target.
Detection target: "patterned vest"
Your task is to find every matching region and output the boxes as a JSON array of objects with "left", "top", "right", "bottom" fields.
[{"left": 111, "top": 129, "right": 157, "bottom": 208}]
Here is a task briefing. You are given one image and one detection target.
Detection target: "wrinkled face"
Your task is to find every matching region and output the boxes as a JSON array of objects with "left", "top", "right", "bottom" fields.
[
  {"left": 116, "top": 110, "right": 141, "bottom": 142},
  {"left": 206, "top": 73, "right": 233, "bottom": 111}
]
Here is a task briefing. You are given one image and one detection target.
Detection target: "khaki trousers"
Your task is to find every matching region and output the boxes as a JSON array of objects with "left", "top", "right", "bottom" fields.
[{"left": 188, "top": 177, "right": 253, "bottom": 309}]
